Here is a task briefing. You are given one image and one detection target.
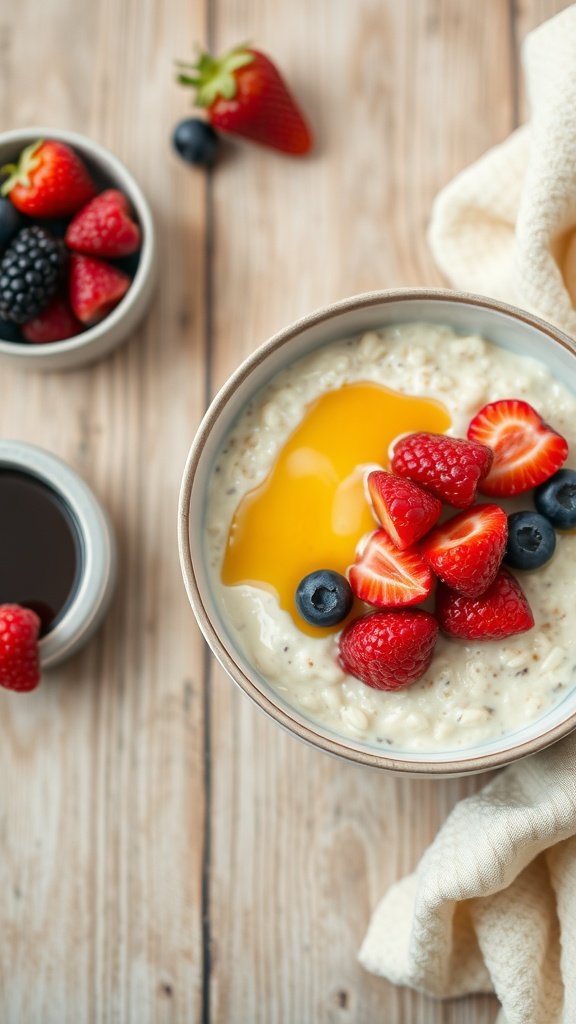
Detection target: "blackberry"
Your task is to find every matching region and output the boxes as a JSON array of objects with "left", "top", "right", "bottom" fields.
[{"left": 0, "top": 226, "right": 66, "bottom": 323}]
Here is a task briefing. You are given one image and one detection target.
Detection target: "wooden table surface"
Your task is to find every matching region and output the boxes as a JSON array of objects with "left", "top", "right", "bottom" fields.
[{"left": 0, "top": 0, "right": 567, "bottom": 1020}]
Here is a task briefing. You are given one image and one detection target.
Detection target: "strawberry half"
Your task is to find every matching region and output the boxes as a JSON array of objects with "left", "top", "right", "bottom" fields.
[
  {"left": 391, "top": 432, "right": 493, "bottom": 508},
  {"left": 65, "top": 189, "right": 141, "bottom": 258},
  {"left": 467, "top": 399, "right": 568, "bottom": 497},
  {"left": 22, "top": 294, "right": 82, "bottom": 344},
  {"left": 338, "top": 609, "right": 438, "bottom": 690},
  {"left": 367, "top": 470, "right": 442, "bottom": 550},
  {"left": 436, "top": 569, "right": 534, "bottom": 641},
  {"left": 348, "top": 529, "right": 433, "bottom": 608},
  {"left": 178, "top": 46, "right": 313, "bottom": 155},
  {"left": 69, "top": 254, "right": 130, "bottom": 325},
  {"left": 421, "top": 504, "right": 508, "bottom": 598},
  {"left": 1, "top": 140, "right": 96, "bottom": 217}
]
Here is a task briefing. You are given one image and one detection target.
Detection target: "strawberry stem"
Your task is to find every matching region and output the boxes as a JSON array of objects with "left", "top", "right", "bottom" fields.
[
  {"left": 175, "top": 46, "right": 254, "bottom": 107},
  {"left": 1, "top": 139, "right": 44, "bottom": 196}
]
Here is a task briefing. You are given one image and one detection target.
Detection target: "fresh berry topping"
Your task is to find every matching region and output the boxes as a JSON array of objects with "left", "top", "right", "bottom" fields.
[
  {"left": 467, "top": 399, "right": 568, "bottom": 497},
  {"left": 0, "top": 226, "right": 66, "bottom": 323},
  {"left": 421, "top": 504, "right": 508, "bottom": 597},
  {"left": 22, "top": 294, "right": 82, "bottom": 344},
  {"left": 0, "top": 197, "right": 21, "bottom": 250},
  {"left": 391, "top": 432, "right": 493, "bottom": 508},
  {"left": 0, "top": 319, "right": 22, "bottom": 342},
  {"left": 172, "top": 117, "right": 220, "bottom": 166},
  {"left": 69, "top": 254, "right": 130, "bottom": 325},
  {"left": 0, "top": 604, "right": 41, "bottom": 692},
  {"left": 178, "top": 46, "right": 313, "bottom": 155},
  {"left": 535, "top": 469, "right": 576, "bottom": 529},
  {"left": 436, "top": 569, "right": 534, "bottom": 641},
  {"left": 338, "top": 609, "right": 438, "bottom": 691},
  {"left": 1, "top": 140, "right": 96, "bottom": 217},
  {"left": 367, "top": 470, "right": 442, "bottom": 550},
  {"left": 348, "top": 528, "right": 433, "bottom": 608},
  {"left": 65, "top": 189, "right": 141, "bottom": 258},
  {"left": 504, "top": 511, "right": 556, "bottom": 571},
  {"left": 295, "top": 569, "right": 353, "bottom": 627}
]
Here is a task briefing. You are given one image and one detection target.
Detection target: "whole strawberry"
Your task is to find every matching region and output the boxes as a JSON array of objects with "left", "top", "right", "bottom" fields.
[
  {"left": 339, "top": 609, "right": 438, "bottom": 691},
  {"left": 178, "top": 46, "right": 313, "bottom": 155},
  {"left": 391, "top": 432, "right": 493, "bottom": 508},
  {"left": 66, "top": 190, "right": 141, "bottom": 258},
  {"left": 0, "top": 604, "right": 41, "bottom": 692},
  {"left": 436, "top": 570, "right": 534, "bottom": 641},
  {"left": 1, "top": 140, "right": 96, "bottom": 217}
]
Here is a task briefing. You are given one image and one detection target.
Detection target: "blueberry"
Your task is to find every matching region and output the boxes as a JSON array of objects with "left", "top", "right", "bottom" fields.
[
  {"left": 0, "top": 318, "right": 23, "bottom": 342},
  {"left": 535, "top": 469, "right": 576, "bottom": 529},
  {"left": 504, "top": 511, "right": 556, "bottom": 570},
  {"left": 0, "top": 198, "right": 21, "bottom": 250},
  {"left": 295, "top": 570, "right": 353, "bottom": 627},
  {"left": 172, "top": 118, "right": 219, "bottom": 167}
]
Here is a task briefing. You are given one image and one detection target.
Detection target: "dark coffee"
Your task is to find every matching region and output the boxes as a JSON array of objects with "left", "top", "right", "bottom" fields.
[{"left": 0, "top": 469, "right": 82, "bottom": 635}]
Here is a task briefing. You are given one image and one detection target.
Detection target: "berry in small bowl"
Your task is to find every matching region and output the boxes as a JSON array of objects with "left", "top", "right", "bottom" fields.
[{"left": 0, "top": 128, "right": 156, "bottom": 369}]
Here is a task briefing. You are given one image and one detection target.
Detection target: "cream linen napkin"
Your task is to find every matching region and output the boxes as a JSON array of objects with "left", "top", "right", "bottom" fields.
[
  {"left": 359, "top": 734, "right": 576, "bottom": 1023},
  {"left": 360, "top": 8, "right": 576, "bottom": 1022},
  {"left": 428, "top": 4, "right": 576, "bottom": 338}
]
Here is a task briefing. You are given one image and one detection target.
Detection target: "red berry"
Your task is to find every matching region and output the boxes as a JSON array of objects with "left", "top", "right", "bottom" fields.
[
  {"left": 178, "top": 46, "right": 313, "bottom": 155},
  {"left": 22, "top": 294, "right": 82, "bottom": 344},
  {"left": 367, "top": 469, "right": 442, "bottom": 550},
  {"left": 436, "top": 569, "right": 534, "bottom": 641},
  {"left": 391, "top": 432, "right": 493, "bottom": 508},
  {"left": 0, "top": 604, "right": 41, "bottom": 692},
  {"left": 467, "top": 399, "right": 568, "bottom": 497},
  {"left": 69, "top": 254, "right": 130, "bottom": 325},
  {"left": 348, "top": 528, "right": 433, "bottom": 608},
  {"left": 339, "top": 609, "right": 438, "bottom": 691},
  {"left": 421, "top": 504, "right": 508, "bottom": 598},
  {"left": 66, "top": 189, "right": 141, "bottom": 258},
  {"left": 1, "top": 140, "right": 96, "bottom": 217}
]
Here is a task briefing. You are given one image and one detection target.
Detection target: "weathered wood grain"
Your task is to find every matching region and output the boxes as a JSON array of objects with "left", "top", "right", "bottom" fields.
[{"left": 0, "top": 0, "right": 208, "bottom": 1021}]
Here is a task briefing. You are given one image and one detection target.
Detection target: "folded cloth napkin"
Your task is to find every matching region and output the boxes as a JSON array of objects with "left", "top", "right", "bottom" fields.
[
  {"left": 359, "top": 734, "right": 576, "bottom": 1023},
  {"left": 429, "top": 4, "right": 576, "bottom": 339},
  {"left": 360, "top": 8, "right": 576, "bottom": 1021}
]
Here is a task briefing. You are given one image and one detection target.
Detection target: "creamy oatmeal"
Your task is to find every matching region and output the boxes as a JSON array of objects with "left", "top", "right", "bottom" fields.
[{"left": 205, "top": 324, "right": 576, "bottom": 752}]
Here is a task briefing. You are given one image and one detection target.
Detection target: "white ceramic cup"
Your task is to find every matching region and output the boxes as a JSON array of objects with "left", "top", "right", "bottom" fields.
[
  {"left": 0, "top": 127, "right": 157, "bottom": 370},
  {"left": 0, "top": 440, "right": 117, "bottom": 666}
]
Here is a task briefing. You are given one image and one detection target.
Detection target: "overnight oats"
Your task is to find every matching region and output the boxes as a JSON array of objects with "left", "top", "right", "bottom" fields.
[{"left": 205, "top": 323, "right": 576, "bottom": 752}]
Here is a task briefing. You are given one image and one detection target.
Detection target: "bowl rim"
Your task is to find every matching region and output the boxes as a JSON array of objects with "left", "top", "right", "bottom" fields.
[
  {"left": 178, "top": 287, "right": 576, "bottom": 775},
  {"left": 0, "top": 125, "right": 156, "bottom": 359}
]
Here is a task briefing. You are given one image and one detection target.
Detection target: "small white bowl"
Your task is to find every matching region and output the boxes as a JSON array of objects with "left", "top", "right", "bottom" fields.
[
  {"left": 0, "top": 127, "right": 157, "bottom": 370},
  {"left": 179, "top": 288, "right": 576, "bottom": 777},
  {"left": 0, "top": 440, "right": 116, "bottom": 666}
]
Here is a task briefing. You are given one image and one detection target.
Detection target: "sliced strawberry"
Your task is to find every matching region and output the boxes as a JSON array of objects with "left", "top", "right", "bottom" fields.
[
  {"left": 421, "top": 504, "right": 508, "bottom": 597},
  {"left": 367, "top": 470, "right": 442, "bottom": 550},
  {"left": 467, "top": 399, "right": 568, "bottom": 497},
  {"left": 436, "top": 569, "right": 534, "bottom": 641},
  {"left": 338, "top": 609, "right": 438, "bottom": 690},
  {"left": 22, "top": 294, "right": 82, "bottom": 344},
  {"left": 348, "top": 529, "right": 433, "bottom": 608},
  {"left": 391, "top": 432, "right": 493, "bottom": 508},
  {"left": 69, "top": 254, "right": 130, "bottom": 325},
  {"left": 65, "top": 189, "right": 141, "bottom": 258}
]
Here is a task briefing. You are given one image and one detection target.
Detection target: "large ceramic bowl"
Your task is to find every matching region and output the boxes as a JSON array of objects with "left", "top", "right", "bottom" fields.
[
  {"left": 178, "top": 289, "right": 576, "bottom": 777},
  {"left": 0, "top": 127, "right": 157, "bottom": 370}
]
